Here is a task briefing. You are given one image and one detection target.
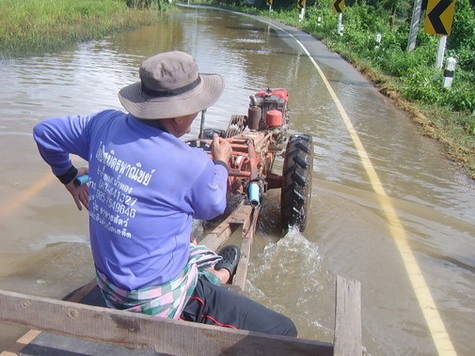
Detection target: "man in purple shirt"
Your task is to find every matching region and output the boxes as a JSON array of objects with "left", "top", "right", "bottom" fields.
[{"left": 33, "top": 51, "right": 297, "bottom": 336}]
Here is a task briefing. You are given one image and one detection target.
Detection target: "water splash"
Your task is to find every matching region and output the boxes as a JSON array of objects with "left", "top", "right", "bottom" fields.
[{"left": 247, "top": 227, "right": 335, "bottom": 340}]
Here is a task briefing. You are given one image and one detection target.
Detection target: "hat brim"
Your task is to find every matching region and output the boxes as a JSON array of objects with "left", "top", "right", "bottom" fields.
[{"left": 118, "top": 73, "right": 224, "bottom": 119}]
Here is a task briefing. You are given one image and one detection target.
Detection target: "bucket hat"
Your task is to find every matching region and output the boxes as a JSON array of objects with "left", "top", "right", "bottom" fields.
[{"left": 118, "top": 51, "right": 224, "bottom": 119}]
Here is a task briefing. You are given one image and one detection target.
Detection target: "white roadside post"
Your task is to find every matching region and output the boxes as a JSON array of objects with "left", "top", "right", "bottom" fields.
[
  {"left": 443, "top": 57, "right": 457, "bottom": 88},
  {"left": 337, "top": 13, "right": 344, "bottom": 35},
  {"left": 333, "top": 0, "right": 345, "bottom": 35},
  {"left": 435, "top": 35, "right": 448, "bottom": 69},
  {"left": 375, "top": 34, "right": 382, "bottom": 49},
  {"left": 299, "top": 7, "right": 306, "bottom": 22},
  {"left": 297, "top": 0, "right": 306, "bottom": 22}
]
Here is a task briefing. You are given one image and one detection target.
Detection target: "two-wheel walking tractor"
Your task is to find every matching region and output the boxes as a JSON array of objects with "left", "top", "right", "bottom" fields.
[{"left": 188, "top": 88, "right": 313, "bottom": 291}]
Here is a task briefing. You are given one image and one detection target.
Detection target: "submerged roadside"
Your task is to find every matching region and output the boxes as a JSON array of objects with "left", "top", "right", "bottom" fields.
[
  {"left": 2, "top": 1, "right": 473, "bottom": 179},
  {"left": 0, "top": 0, "right": 164, "bottom": 59},
  {"left": 213, "top": 4, "right": 475, "bottom": 180}
]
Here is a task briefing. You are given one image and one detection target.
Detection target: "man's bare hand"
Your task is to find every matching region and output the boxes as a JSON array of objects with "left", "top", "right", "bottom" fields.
[
  {"left": 211, "top": 134, "right": 232, "bottom": 163},
  {"left": 65, "top": 166, "right": 89, "bottom": 211}
]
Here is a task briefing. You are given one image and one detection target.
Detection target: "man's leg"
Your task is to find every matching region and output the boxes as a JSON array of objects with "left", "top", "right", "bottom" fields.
[{"left": 181, "top": 276, "right": 298, "bottom": 337}]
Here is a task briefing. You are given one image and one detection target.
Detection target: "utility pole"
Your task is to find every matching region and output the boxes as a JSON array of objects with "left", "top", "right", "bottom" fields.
[{"left": 407, "top": 0, "right": 423, "bottom": 51}]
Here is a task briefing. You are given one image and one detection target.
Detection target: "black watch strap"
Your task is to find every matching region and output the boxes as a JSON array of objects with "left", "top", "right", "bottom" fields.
[
  {"left": 57, "top": 166, "right": 78, "bottom": 184},
  {"left": 213, "top": 160, "right": 229, "bottom": 173}
]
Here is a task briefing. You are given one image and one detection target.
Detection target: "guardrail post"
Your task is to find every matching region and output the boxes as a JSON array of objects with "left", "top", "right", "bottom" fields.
[{"left": 443, "top": 57, "right": 457, "bottom": 88}]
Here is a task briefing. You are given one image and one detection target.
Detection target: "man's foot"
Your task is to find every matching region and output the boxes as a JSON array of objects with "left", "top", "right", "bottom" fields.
[{"left": 215, "top": 245, "right": 241, "bottom": 277}]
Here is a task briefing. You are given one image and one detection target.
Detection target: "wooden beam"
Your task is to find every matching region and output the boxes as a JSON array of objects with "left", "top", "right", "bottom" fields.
[
  {"left": 199, "top": 204, "right": 253, "bottom": 254},
  {"left": 333, "top": 276, "right": 362, "bottom": 356},
  {"left": 233, "top": 207, "right": 260, "bottom": 291},
  {"left": 0, "top": 289, "right": 333, "bottom": 356},
  {"left": 1, "top": 329, "right": 41, "bottom": 355},
  {"left": 199, "top": 203, "right": 252, "bottom": 251}
]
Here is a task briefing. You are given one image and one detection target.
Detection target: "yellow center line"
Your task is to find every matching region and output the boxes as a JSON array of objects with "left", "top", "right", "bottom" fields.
[
  {"left": 0, "top": 173, "right": 56, "bottom": 218},
  {"left": 260, "top": 21, "right": 456, "bottom": 355}
]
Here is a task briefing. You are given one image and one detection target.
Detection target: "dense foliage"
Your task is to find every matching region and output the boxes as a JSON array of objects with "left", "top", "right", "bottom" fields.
[
  {"left": 122, "top": 0, "right": 174, "bottom": 10},
  {"left": 124, "top": 0, "right": 155, "bottom": 8},
  {"left": 321, "top": 0, "right": 474, "bottom": 113}
]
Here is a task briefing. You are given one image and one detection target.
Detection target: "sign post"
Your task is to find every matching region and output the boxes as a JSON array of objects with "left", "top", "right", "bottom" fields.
[
  {"left": 266, "top": 0, "right": 273, "bottom": 12},
  {"left": 297, "top": 0, "right": 306, "bottom": 22},
  {"left": 435, "top": 35, "right": 448, "bottom": 69},
  {"left": 423, "top": 0, "right": 457, "bottom": 68},
  {"left": 333, "top": 0, "right": 345, "bottom": 35}
]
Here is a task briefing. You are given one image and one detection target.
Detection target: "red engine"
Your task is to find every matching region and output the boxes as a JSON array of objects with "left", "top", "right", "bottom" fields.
[
  {"left": 247, "top": 88, "right": 289, "bottom": 134},
  {"left": 255, "top": 88, "right": 289, "bottom": 102}
]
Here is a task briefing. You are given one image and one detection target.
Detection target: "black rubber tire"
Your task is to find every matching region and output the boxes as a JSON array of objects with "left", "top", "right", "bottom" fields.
[{"left": 281, "top": 134, "right": 313, "bottom": 234}]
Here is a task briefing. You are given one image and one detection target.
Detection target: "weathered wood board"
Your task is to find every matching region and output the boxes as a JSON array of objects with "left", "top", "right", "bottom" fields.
[{"left": 0, "top": 286, "right": 335, "bottom": 356}]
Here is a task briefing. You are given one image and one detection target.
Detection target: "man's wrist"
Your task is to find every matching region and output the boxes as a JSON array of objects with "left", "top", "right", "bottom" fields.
[
  {"left": 213, "top": 160, "right": 229, "bottom": 173},
  {"left": 57, "top": 166, "right": 78, "bottom": 184}
]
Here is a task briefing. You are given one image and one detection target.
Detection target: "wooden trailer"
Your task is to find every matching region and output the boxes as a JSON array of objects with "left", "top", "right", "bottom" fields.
[{"left": 0, "top": 205, "right": 363, "bottom": 355}]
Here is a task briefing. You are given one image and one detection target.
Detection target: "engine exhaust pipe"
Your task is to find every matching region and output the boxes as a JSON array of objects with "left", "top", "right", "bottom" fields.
[{"left": 248, "top": 106, "right": 261, "bottom": 131}]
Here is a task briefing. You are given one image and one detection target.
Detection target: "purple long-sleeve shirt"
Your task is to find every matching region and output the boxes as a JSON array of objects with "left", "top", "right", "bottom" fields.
[{"left": 33, "top": 110, "right": 228, "bottom": 290}]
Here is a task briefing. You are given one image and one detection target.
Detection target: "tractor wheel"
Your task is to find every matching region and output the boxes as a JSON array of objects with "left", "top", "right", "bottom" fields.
[{"left": 281, "top": 134, "right": 313, "bottom": 234}]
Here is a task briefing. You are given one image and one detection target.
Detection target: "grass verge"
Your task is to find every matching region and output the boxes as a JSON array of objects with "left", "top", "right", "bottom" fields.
[{"left": 0, "top": 0, "right": 160, "bottom": 58}]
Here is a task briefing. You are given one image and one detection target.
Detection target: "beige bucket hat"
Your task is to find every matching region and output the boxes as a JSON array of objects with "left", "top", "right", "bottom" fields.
[{"left": 118, "top": 51, "right": 225, "bottom": 119}]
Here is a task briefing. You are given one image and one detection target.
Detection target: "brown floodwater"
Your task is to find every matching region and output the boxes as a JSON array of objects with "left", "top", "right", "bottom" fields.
[{"left": 0, "top": 6, "right": 474, "bottom": 355}]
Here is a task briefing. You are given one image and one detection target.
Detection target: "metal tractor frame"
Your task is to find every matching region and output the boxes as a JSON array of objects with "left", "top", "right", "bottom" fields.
[{"left": 188, "top": 88, "right": 314, "bottom": 292}]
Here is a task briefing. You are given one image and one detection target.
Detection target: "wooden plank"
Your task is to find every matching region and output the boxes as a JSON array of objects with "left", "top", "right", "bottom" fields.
[
  {"left": 240, "top": 205, "right": 253, "bottom": 235},
  {"left": 198, "top": 232, "right": 229, "bottom": 252},
  {"left": 0, "top": 281, "right": 100, "bottom": 356},
  {"left": 0, "top": 330, "right": 41, "bottom": 355},
  {"left": 233, "top": 236, "right": 252, "bottom": 291},
  {"left": 233, "top": 207, "right": 260, "bottom": 290},
  {"left": 0, "top": 289, "right": 333, "bottom": 356},
  {"left": 9, "top": 332, "right": 170, "bottom": 356},
  {"left": 199, "top": 203, "right": 253, "bottom": 251},
  {"left": 66, "top": 278, "right": 98, "bottom": 303},
  {"left": 333, "top": 276, "right": 362, "bottom": 356}
]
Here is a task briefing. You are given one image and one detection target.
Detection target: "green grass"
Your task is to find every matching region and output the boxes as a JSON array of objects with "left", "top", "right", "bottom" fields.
[{"left": 0, "top": 0, "right": 159, "bottom": 58}]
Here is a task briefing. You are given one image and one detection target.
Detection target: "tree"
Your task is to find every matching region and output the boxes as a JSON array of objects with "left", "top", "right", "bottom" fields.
[{"left": 125, "top": 0, "right": 154, "bottom": 9}]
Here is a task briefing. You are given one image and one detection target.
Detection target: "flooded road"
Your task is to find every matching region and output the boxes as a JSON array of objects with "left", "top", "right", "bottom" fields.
[{"left": 1, "top": 6, "right": 474, "bottom": 355}]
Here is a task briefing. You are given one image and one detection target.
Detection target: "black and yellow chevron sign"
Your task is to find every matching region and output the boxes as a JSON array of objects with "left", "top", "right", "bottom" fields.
[
  {"left": 297, "top": 0, "right": 306, "bottom": 9},
  {"left": 333, "top": 0, "right": 345, "bottom": 13},
  {"left": 424, "top": 0, "right": 456, "bottom": 36},
  {"left": 266, "top": 0, "right": 273, "bottom": 6}
]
